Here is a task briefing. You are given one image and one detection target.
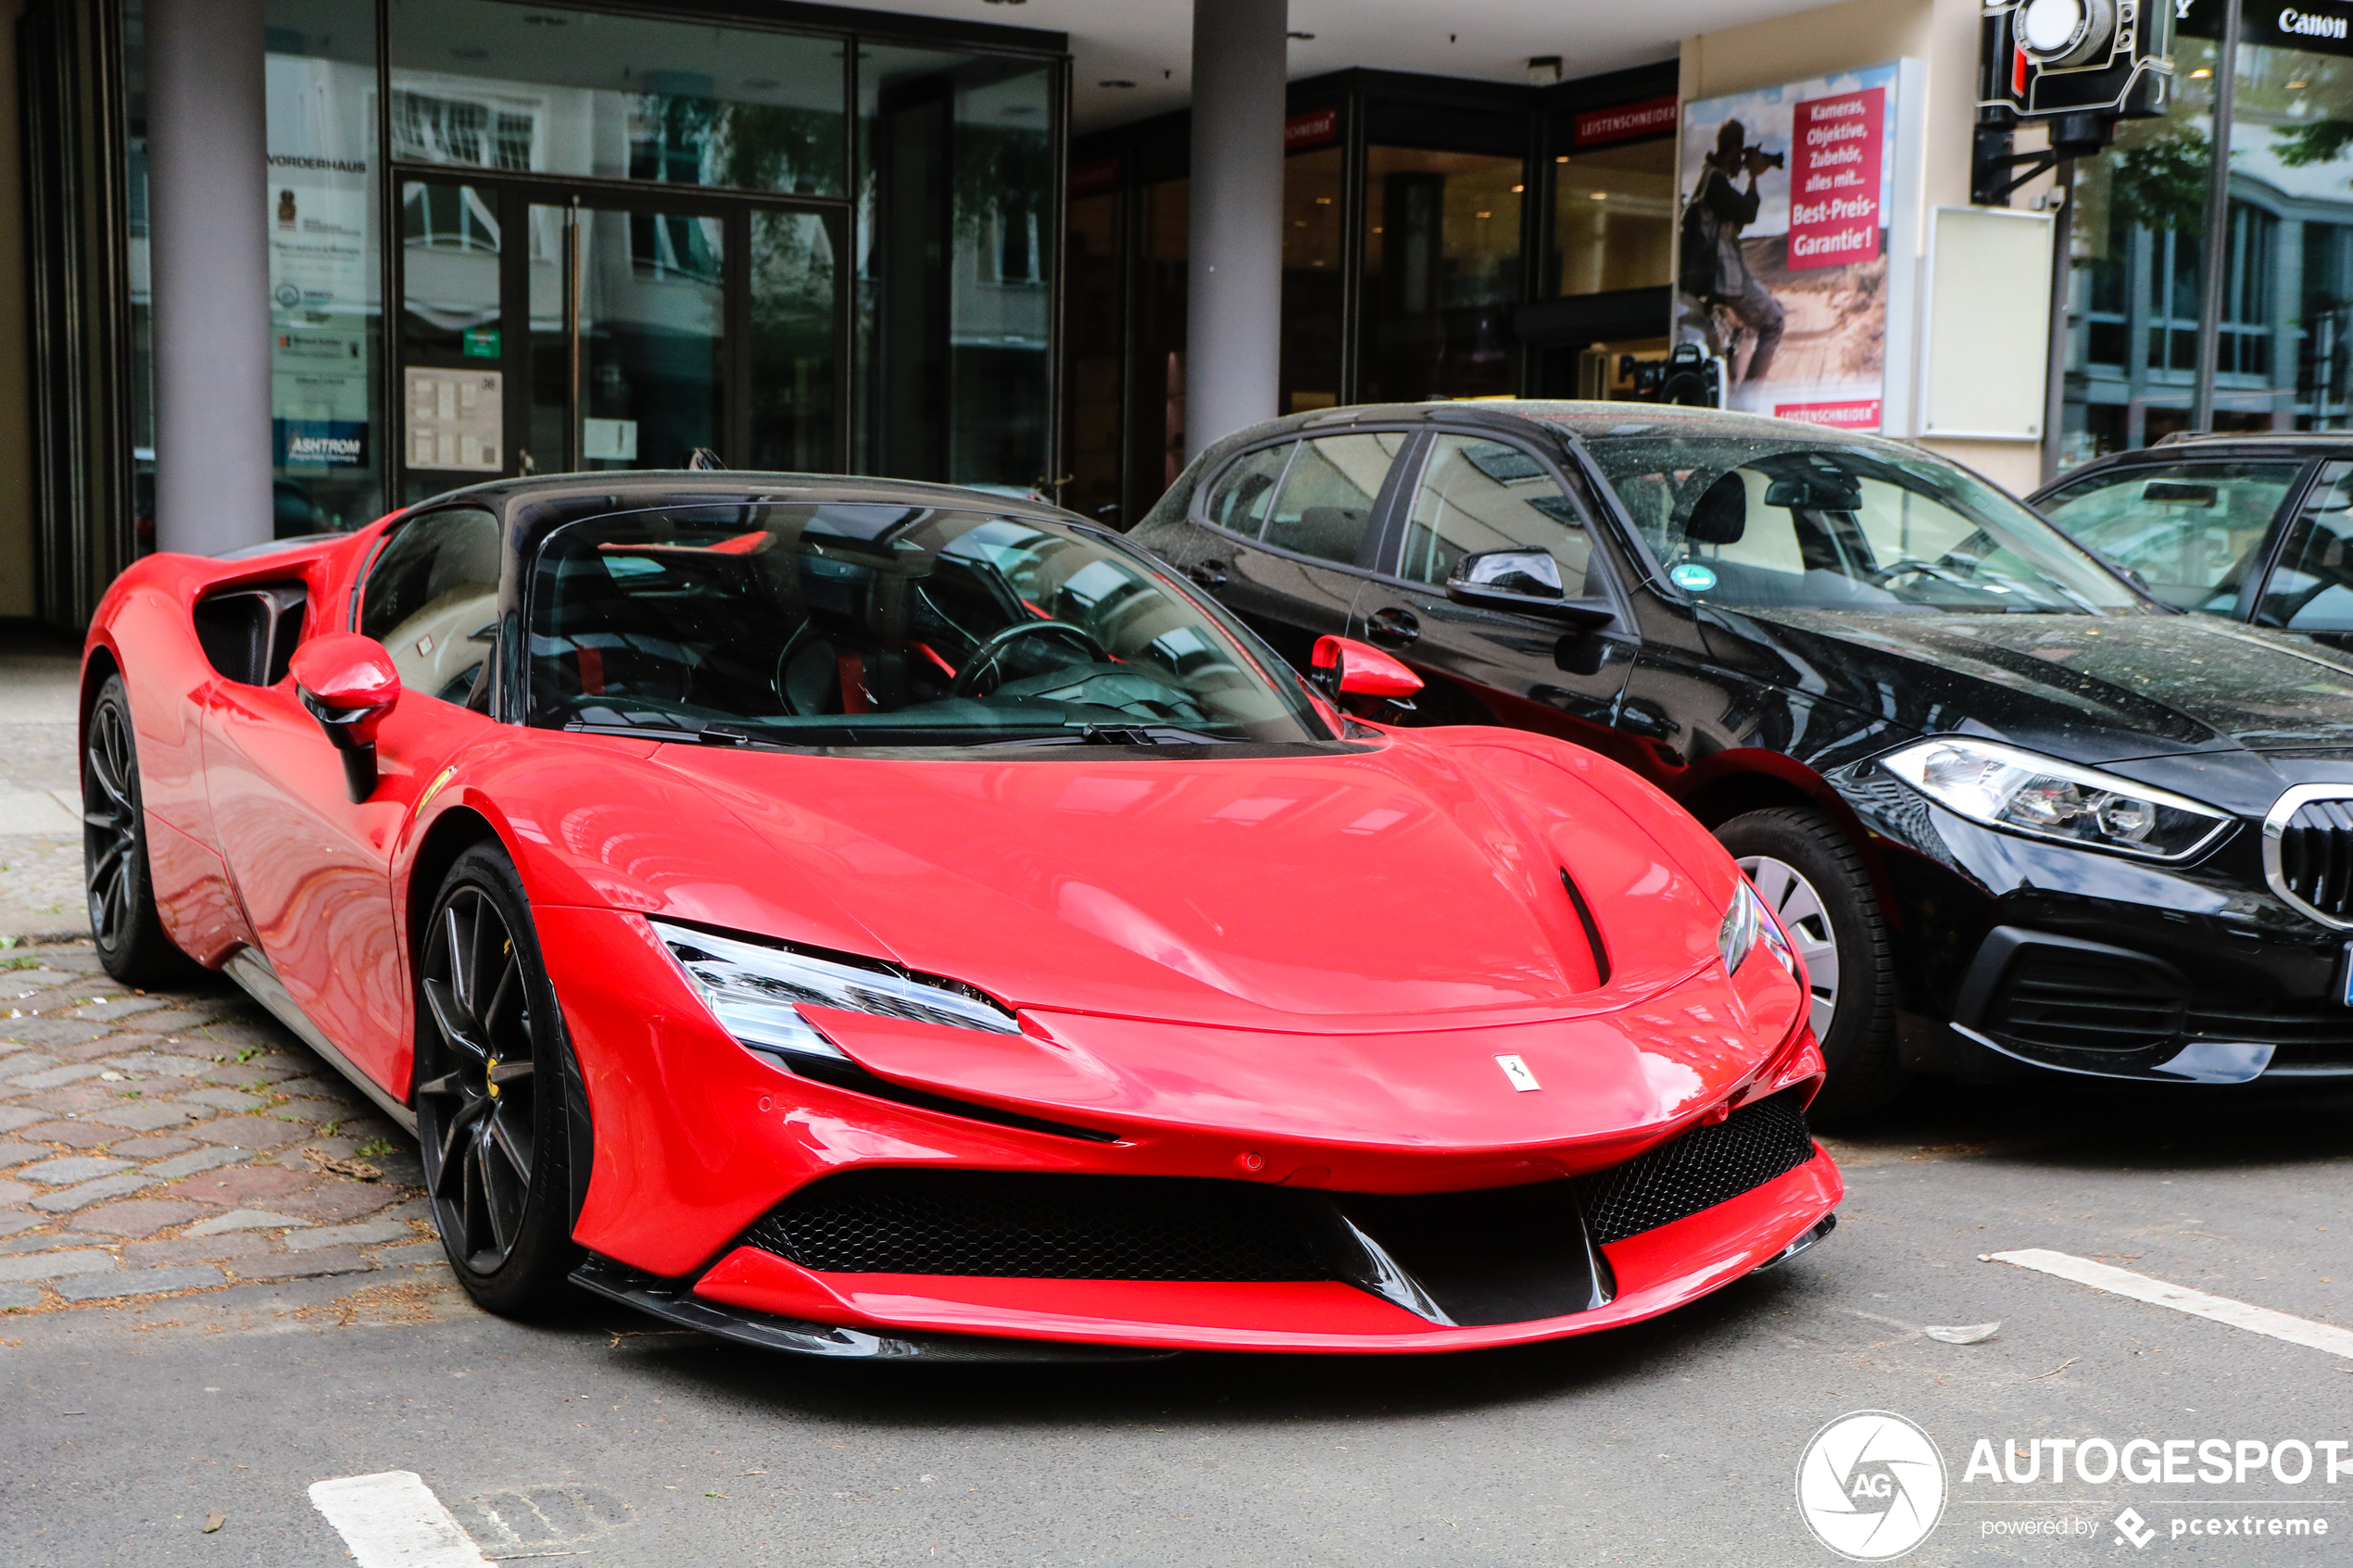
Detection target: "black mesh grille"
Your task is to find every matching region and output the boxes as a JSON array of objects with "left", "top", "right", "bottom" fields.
[
  {"left": 1985, "top": 950, "right": 2187, "bottom": 1052},
  {"left": 745, "top": 1169, "right": 1327, "bottom": 1281},
  {"left": 2277, "top": 797, "right": 2353, "bottom": 922},
  {"left": 1575, "top": 1092, "right": 1818, "bottom": 1245}
]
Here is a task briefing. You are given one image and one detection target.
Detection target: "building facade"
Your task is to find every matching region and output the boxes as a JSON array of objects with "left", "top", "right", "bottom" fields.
[{"left": 0, "top": 0, "right": 2334, "bottom": 630}]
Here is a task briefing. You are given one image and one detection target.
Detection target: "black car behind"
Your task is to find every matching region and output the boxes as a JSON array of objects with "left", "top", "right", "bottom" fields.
[{"left": 1130, "top": 402, "right": 2353, "bottom": 1118}]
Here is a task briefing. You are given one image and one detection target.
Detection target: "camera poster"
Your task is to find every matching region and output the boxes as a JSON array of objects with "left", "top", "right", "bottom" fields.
[{"left": 1678, "top": 62, "right": 1906, "bottom": 433}]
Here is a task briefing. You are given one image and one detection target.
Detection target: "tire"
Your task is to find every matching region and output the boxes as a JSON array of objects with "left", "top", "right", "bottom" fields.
[
  {"left": 1714, "top": 805, "right": 1902, "bottom": 1123},
  {"left": 414, "top": 842, "right": 583, "bottom": 1316},
  {"left": 83, "top": 674, "right": 202, "bottom": 986}
]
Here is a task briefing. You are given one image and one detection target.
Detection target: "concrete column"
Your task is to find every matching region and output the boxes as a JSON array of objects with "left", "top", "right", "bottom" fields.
[
  {"left": 1185, "top": 0, "right": 1287, "bottom": 460},
  {"left": 146, "top": 0, "right": 273, "bottom": 556}
]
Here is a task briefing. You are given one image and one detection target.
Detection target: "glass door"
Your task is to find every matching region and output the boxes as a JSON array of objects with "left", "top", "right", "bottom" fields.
[{"left": 397, "top": 177, "right": 845, "bottom": 501}]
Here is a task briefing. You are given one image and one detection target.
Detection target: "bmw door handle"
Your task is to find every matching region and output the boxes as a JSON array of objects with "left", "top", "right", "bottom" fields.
[
  {"left": 1188, "top": 558, "right": 1229, "bottom": 590},
  {"left": 1367, "top": 607, "right": 1420, "bottom": 647}
]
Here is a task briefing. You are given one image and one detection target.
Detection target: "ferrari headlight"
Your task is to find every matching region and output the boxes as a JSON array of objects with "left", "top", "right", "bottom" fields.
[
  {"left": 1719, "top": 880, "right": 1795, "bottom": 979},
  {"left": 1881, "top": 738, "right": 2230, "bottom": 860},
  {"left": 651, "top": 919, "right": 1019, "bottom": 1061}
]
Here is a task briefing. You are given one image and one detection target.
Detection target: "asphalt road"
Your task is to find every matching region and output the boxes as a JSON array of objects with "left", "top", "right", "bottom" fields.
[{"left": 6, "top": 1073, "right": 2349, "bottom": 1567}]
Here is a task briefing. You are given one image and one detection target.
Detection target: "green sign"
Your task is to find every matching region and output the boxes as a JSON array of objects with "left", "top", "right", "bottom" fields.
[{"left": 462, "top": 327, "right": 501, "bottom": 359}]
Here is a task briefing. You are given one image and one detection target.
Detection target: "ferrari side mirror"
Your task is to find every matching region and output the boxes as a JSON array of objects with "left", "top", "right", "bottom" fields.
[
  {"left": 1309, "top": 634, "right": 1424, "bottom": 711},
  {"left": 290, "top": 633, "right": 401, "bottom": 803}
]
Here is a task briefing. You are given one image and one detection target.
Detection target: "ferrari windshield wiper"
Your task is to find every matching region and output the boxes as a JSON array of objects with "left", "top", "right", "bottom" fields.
[
  {"left": 987, "top": 723, "right": 1236, "bottom": 748},
  {"left": 562, "top": 719, "right": 774, "bottom": 747}
]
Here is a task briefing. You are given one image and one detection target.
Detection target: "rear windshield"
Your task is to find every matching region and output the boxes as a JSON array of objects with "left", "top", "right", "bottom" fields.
[
  {"left": 1586, "top": 436, "right": 2150, "bottom": 616},
  {"left": 525, "top": 500, "right": 1334, "bottom": 749}
]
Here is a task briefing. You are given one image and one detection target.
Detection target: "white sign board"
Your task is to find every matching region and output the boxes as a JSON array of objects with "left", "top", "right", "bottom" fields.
[
  {"left": 1921, "top": 206, "right": 2056, "bottom": 441},
  {"left": 406, "top": 368, "right": 503, "bottom": 471}
]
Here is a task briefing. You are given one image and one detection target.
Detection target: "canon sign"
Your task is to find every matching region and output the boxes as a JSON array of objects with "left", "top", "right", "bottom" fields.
[{"left": 2281, "top": 6, "right": 2352, "bottom": 40}]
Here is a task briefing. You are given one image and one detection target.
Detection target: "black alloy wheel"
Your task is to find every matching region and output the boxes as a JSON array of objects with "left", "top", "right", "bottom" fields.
[
  {"left": 83, "top": 674, "right": 199, "bottom": 985},
  {"left": 1714, "top": 805, "right": 1903, "bottom": 1124},
  {"left": 415, "top": 842, "right": 581, "bottom": 1315}
]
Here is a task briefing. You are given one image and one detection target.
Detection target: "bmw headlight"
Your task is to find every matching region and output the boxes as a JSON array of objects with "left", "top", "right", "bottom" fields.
[
  {"left": 1720, "top": 880, "right": 1796, "bottom": 979},
  {"left": 1880, "top": 738, "right": 2230, "bottom": 860},
  {"left": 651, "top": 919, "right": 1020, "bottom": 1062}
]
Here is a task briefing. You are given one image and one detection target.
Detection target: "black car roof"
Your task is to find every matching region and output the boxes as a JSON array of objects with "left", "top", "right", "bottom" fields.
[{"left": 1239, "top": 398, "right": 1905, "bottom": 448}]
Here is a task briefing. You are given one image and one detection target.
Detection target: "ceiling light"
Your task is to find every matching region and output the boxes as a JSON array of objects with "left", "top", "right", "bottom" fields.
[
  {"left": 1555, "top": 155, "right": 1569, "bottom": 163},
  {"left": 1315, "top": 195, "right": 1332, "bottom": 205},
  {"left": 1591, "top": 192, "right": 1608, "bottom": 201},
  {"left": 1511, "top": 183, "right": 1525, "bottom": 194},
  {"left": 2190, "top": 68, "right": 2211, "bottom": 79},
  {"left": 1476, "top": 210, "right": 1491, "bottom": 219}
]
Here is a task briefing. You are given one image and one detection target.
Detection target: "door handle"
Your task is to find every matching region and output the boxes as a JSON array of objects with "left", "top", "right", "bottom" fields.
[
  {"left": 1188, "top": 558, "right": 1229, "bottom": 590},
  {"left": 1367, "top": 607, "right": 1420, "bottom": 647}
]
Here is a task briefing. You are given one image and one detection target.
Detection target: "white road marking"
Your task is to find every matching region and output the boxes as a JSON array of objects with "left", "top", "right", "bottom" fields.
[
  {"left": 309, "top": 1472, "right": 494, "bottom": 1567},
  {"left": 1990, "top": 1248, "right": 2353, "bottom": 1361}
]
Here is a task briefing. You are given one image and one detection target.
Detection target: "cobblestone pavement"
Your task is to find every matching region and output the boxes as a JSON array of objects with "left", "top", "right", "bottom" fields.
[{"left": 0, "top": 936, "right": 439, "bottom": 1315}]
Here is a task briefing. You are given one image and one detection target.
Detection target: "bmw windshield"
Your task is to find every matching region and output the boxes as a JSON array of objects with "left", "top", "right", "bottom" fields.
[
  {"left": 1584, "top": 436, "right": 2153, "bottom": 616},
  {"left": 526, "top": 500, "right": 1333, "bottom": 749}
]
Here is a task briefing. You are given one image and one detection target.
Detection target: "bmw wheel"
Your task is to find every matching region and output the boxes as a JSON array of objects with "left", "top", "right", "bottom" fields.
[
  {"left": 1715, "top": 806, "right": 1901, "bottom": 1123},
  {"left": 415, "top": 843, "right": 583, "bottom": 1316},
  {"left": 83, "top": 674, "right": 200, "bottom": 985}
]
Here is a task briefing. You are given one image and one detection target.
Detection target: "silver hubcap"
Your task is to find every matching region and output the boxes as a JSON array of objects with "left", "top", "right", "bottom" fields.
[{"left": 1737, "top": 854, "right": 1841, "bottom": 1039}]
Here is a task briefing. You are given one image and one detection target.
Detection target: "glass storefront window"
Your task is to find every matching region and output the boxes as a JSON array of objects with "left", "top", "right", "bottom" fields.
[
  {"left": 268, "top": 0, "right": 384, "bottom": 533},
  {"left": 1129, "top": 178, "right": 1189, "bottom": 510},
  {"left": 1062, "top": 182, "right": 1124, "bottom": 522},
  {"left": 1360, "top": 146, "right": 1523, "bottom": 402},
  {"left": 1554, "top": 138, "right": 1674, "bottom": 296},
  {"left": 123, "top": 0, "right": 153, "bottom": 554},
  {"left": 1281, "top": 144, "right": 1345, "bottom": 414},
  {"left": 855, "top": 45, "right": 1052, "bottom": 489},
  {"left": 748, "top": 211, "right": 840, "bottom": 474},
  {"left": 387, "top": 0, "right": 848, "bottom": 197}
]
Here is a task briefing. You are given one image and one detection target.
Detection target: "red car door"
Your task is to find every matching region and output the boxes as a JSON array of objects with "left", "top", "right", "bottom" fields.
[{"left": 203, "top": 506, "right": 502, "bottom": 1096}]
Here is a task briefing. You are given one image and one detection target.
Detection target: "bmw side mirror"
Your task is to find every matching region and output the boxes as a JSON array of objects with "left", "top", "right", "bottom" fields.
[
  {"left": 1446, "top": 549, "right": 1615, "bottom": 629},
  {"left": 290, "top": 633, "right": 401, "bottom": 803},
  {"left": 1308, "top": 634, "right": 1424, "bottom": 713}
]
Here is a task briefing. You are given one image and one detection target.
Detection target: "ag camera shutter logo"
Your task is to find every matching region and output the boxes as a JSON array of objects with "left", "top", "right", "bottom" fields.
[{"left": 1795, "top": 1411, "right": 1947, "bottom": 1560}]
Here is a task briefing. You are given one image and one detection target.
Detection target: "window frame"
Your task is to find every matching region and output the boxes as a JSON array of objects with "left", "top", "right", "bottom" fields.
[
  {"left": 2038, "top": 455, "right": 2317, "bottom": 621},
  {"left": 351, "top": 502, "right": 510, "bottom": 714},
  {"left": 1364, "top": 424, "right": 1634, "bottom": 625},
  {"left": 1186, "top": 423, "right": 1425, "bottom": 575}
]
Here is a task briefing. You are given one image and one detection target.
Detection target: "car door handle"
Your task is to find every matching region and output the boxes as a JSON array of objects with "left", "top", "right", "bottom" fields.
[
  {"left": 1188, "top": 558, "right": 1229, "bottom": 590},
  {"left": 1367, "top": 607, "right": 1420, "bottom": 647}
]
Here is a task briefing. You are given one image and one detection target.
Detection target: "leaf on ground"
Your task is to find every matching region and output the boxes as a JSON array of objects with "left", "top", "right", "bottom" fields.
[{"left": 202, "top": 1511, "right": 225, "bottom": 1533}]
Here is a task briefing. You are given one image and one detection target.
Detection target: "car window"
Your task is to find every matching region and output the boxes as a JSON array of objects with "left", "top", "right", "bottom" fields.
[
  {"left": 525, "top": 500, "right": 1334, "bottom": 749},
  {"left": 1400, "top": 434, "right": 1595, "bottom": 591},
  {"left": 1262, "top": 433, "right": 1405, "bottom": 565},
  {"left": 2258, "top": 460, "right": 2353, "bottom": 631},
  {"left": 359, "top": 507, "right": 501, "bottom": 703},
  {"left": 2039, "top": 460, "right": 2301, "bottom": 612},
  {"left": 1200, "top": 443, "right": 1291, "bottom": 537},
  {"left": 1585, "top": 436, "right": 2146, "bottom": 615}
]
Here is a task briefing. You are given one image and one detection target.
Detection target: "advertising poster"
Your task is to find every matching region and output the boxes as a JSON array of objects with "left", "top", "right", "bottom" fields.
[
  {"left": 265, "top": 52, "right": 378, "bottom": 491},
  {"left": 1677, "top": 62, "right": 1916, "bottom": 432}
]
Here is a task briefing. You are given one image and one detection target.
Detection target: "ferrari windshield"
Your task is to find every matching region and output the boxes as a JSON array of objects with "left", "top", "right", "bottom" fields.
[
  {"left": 525, "top": 500, "right": 1329, "bottom": 747},
  {"left": 1585, "top": 436, "right": 2151, "bottom": 616}
]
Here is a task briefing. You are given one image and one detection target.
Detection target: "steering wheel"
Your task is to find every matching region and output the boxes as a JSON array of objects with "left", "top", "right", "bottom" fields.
[{"left": 951, "top": 620, "right": 1112, "bottom": 698}]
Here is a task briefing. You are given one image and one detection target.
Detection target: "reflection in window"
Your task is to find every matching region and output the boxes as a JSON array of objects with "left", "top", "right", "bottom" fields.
[
  {"left": 388, "top": 0, "right": 848, "bottom": 196},
  {"left": 1282, "top": 145, "right": 1345, "bottom": 414},
  {"left": 2040, "top": 460, "right": 2301, "bottom": 612},
  {"left": 1402, "top": 437, "right": 1592, "bottom": 589},
  {"left": 2259, "top": 461, "right": 2353, "bottom": 630},
  {"left": 1360, "top": 147, "right": 1522, "bottom": 402},
  {"left": 1553, "top": 138, "right": 1674, "bottom": 297},
  {"left": 1263, "top": 433, "right": 1403, "bottom": 564},
  {"left": 1062, "top": 183, "right": 1125, "bottom": 523}
]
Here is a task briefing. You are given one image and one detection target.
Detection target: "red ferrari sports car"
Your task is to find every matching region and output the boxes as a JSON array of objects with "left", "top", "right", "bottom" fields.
[{"left": 81, "top": 472, "right": 1838, "bottom": 1358}]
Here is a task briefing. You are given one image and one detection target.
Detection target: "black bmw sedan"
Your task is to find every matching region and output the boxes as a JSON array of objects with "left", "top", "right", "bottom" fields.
[{"left": 1130, "top": 402, "right": 2353, "bottom": 1119}]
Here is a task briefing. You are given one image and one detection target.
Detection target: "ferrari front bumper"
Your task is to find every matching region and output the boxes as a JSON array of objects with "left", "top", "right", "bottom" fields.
[{"left": 584, "top": 1146, "right": 1841, "bottom": 1358}]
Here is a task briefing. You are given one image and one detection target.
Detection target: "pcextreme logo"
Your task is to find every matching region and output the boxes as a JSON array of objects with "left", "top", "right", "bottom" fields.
[{"left": 1795, "top": 1411, "right": 1948, "bottom": 1561}]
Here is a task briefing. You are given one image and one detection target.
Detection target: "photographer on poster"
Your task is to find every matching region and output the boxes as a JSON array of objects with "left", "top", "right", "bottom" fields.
[{"left": 1680, "top": 119, "right": 1786, "bottom": 383}]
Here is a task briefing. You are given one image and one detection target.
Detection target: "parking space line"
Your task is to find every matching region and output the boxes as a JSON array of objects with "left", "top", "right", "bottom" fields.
[
  {"left": 1990, "top": 1248, "right": 2353, "bottom": 1361},
  {"left": 308, "top": 1472, "right": 494, "bottom": 1568}
]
